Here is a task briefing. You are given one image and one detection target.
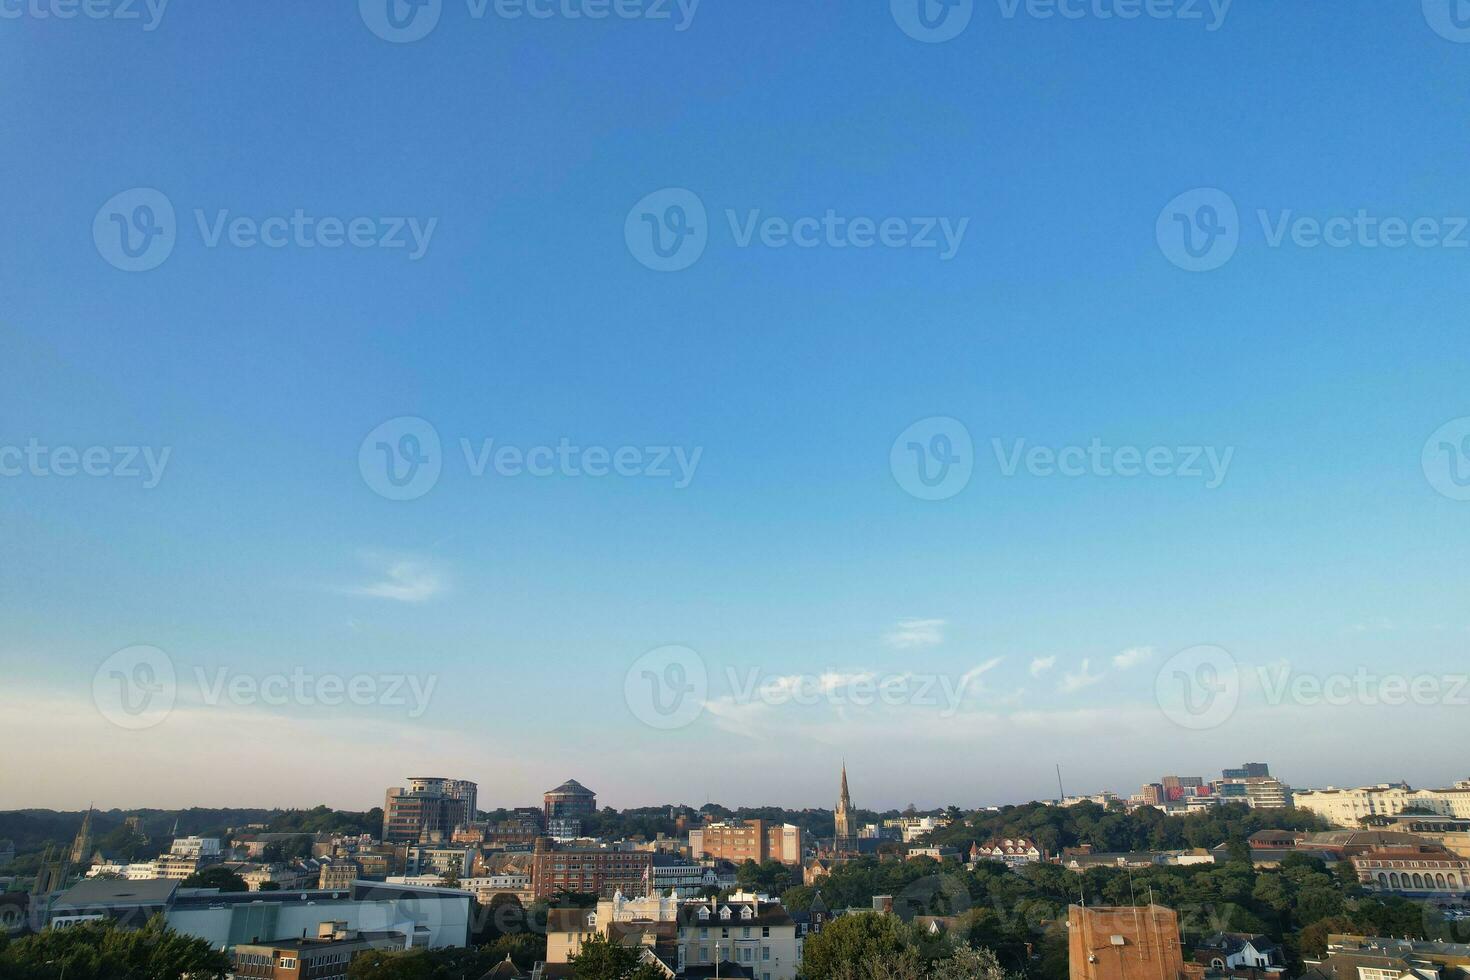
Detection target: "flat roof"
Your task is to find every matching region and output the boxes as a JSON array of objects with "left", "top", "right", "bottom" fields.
[{"left": 52, "top": 878, "right": 179, "bottom": 908}]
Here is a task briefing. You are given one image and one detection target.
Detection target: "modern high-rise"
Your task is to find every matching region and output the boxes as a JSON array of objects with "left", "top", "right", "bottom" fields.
[
  {"left": 383, "top": 777, "right": 478, "bottom": 843},
  {"left": 544, "top": 779, "right": 597, "bottom": 823}
]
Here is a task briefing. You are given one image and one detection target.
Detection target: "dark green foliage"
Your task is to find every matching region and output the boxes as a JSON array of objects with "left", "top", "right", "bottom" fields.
[{"left": 0, "top": 915, "right": 230, "bottom": 980}]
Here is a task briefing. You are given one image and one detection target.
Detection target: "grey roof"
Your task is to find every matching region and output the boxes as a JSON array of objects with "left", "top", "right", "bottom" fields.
[
  {"left": 545, "top": 780, "right": 595, "bottom": 797},
  {"left": 52, "top": 878, "right": 178, "bottom": 909}
]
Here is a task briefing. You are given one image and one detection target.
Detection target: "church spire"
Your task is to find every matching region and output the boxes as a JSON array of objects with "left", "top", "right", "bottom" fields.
[{"left": 834, "top": 763, "right": 855, "bottom": 852}]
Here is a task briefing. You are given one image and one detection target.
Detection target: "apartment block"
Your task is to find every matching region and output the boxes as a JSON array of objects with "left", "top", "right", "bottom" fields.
[
  {"left": 690, "top": 820, "right": 804, "bottom": 866},
  {"left": 531, "top": 838, "right": 653, "bottom": 900}
]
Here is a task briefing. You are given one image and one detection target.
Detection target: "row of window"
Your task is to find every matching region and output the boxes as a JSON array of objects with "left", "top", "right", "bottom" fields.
[
  {"left": 685, "top": 926, "right": 772, "bottom": 939},
  {"left": 690, "top": 945, "right": 775, "bottom": 963}
]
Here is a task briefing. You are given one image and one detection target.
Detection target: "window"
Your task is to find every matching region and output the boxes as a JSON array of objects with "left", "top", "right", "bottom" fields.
[{"left": 763, "top": 946, "right": 771, "bottom": 960}]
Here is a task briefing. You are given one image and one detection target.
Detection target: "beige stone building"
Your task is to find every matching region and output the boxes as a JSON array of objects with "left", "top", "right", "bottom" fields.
[{"left": 545, "top": 890, "right": 801, "bottom": 980}]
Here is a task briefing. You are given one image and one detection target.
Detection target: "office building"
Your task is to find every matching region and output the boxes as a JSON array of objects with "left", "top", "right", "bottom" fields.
[
  {"left": 231, "top": 923, "right": 407, "bottom": 980},
  {"left": 544, "top": 779, "right": 597, "bottom": 823},
  {"left": 382, "top": 777, "right": 477, "bottom": 843}
]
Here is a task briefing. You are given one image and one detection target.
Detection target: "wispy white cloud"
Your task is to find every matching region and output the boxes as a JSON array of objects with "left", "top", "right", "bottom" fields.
[
  {"left": 957, "top": 657, "right": 1004, "bottom": 696},
  {"left": 345, "top": 555, "right": 446, "bottom": 603},
  {"left": 1348, "top": 617, "right": 1395, "bottom": 634},
  {"left": 1112, "top": 646, "right": 1154, "bottom": 670},
  {"left": 883, "top": 618, "right": 946, "bottom": 649},
  {"left": 1059, "top": 659, "right": 1105, "bottom": 693},
  {"left": 1030, "top": 656, "right": 1057, "bottom": 678}
]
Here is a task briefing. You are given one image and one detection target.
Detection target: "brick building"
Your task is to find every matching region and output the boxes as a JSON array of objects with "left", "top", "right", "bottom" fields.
[
  {"left": 690, "top": 820, "right": 804, "bottom": 866},
  {"left": 531, "top": 838, "right": 653, "bottom": 900}
]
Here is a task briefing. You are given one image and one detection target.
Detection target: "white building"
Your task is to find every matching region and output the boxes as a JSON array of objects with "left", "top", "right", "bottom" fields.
[
  {"left": 169, "top": 837, "right": 222, "bottom": 859},
  {"left": 546, "top": 889, "right": 801, "bottom": 980},
  {"left": 47, "top": 879, "right": 471, "bottom": 951},
  {"left": 972, "top": 837, "right": 1043, "bottom": 867},
  {"left": 1294, "top": 783, "right": 1470, "bottom": 827}
]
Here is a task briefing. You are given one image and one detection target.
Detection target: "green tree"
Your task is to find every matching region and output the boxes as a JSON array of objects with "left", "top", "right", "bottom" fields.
[
  {"left": 179, "top": 866, "right": 248, "bottom": 892},
  {"left": 567, "top": 934, "right": 664, "bottom": 980},
  {"left": 931, "top": 944, "right": 1015, "bottom": 980},
  {"left": 346, "top": 947, "right": 499, "bottom": 979},
  {"left": 0, "top": 915, "right": 229, "bottom": 980},
  {"left": 801, "top": 912, "right": 941, "bottom": 980}
]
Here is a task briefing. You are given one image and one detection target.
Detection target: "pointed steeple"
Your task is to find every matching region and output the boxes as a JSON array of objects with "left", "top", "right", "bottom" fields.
[
  {"left": 834, "top": 763, "right": 855, "bottom": 851},
  {"left": 70, "top": 805, "right": 95, "bottom": 865}
]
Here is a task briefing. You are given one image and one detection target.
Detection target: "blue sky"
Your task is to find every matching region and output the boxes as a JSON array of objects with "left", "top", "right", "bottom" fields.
[{"left": 3, "top": 0, "right": 1470, "bottom": 813}]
